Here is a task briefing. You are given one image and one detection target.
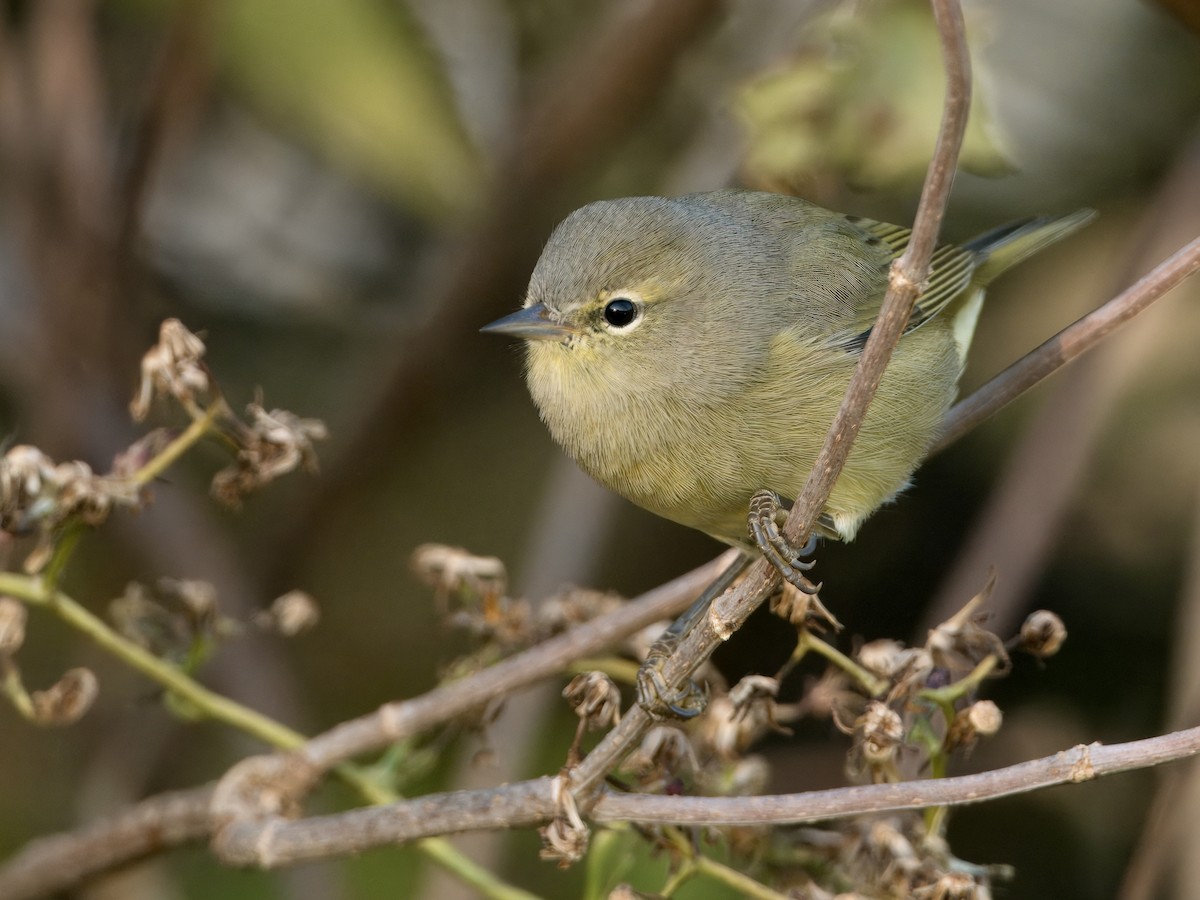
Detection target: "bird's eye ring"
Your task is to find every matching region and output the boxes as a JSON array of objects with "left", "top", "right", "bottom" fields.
[{"left": 602, "top": 297, "right": 640, "bottom": 329}]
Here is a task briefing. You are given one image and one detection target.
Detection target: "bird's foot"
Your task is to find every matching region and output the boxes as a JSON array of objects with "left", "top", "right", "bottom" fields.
[
  {"left": 636, "top": 635, "right": 708, "bottom": 719},
  {"left": 748, "top": 489, "right": 822, "bottom": 595}
]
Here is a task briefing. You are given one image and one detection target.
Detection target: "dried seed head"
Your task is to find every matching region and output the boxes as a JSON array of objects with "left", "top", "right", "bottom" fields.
[
  {"left": 111, "top": 580, "right": 226, "bottom": 661},
  {"left": 865, "top": 819, "right": 920, "bottom": 874},
  {"left": 0, "top": 597, "right": 27, "bottom": 654},
  {"left": 947, "top": 700, "right": 1003, "bottom": 752},
  {"left": 798, "top": 668, "right": 857, "bottom": 721},
  {"left": 257, "top": 591, "right": 320, "bottom": 636},
  {"left": 411, "top": 544, "right": 507, "bottom": 609},
  {"left": 131, "top": 319, "right": 211, "bottom": 421},
  {"left": 914, "top": 871, "right": 987, "bottom": 899},
  {"left": 1018, "top": 610, "right": 1067, "bottom": 658},
  {"left": 966, "top": 699, "right": 1003, "bottom": 736},
  {"left": 1, "top": 446, "right": 145, "bottom": 572},
  {"left": 727, "top": 674, "right": 793, "bottom": 738},
  {"left": 211, "top": 404, "right": 327, "bottom": 507},
  {"left": 563, "top": 672, "right": 620, "bottom": 730},
  {"left": 626, "top": 725, "right": 696, "bottom": 781},
  {"left": 858, "top": 639, "right": 907, "bottom": 677},
  {"left": 771, "top": 581, "right": 843, "bottom": 631},
  {"left": 854, "top": 701, "right": 905, "bottom": 773},
  {"left": 0, "top": 446, "right": 56, "bottom": 529},
  {"left": 926, "top": 587, "right": 1008, "bottom": 675},
  {"left": 536, "top": 589, "right": 623, "bottom": 636},
  {"left": 32, "top": 668, "right": 99, "bottom": 725},
  {"left": 539, "top": 777, "right": 589, "bottom": 866},
  {"left": 729, "top": 674, "right": 780, "bottom": 711},
  {"left": 719, "top": 754, "right": 772, "bottom": 797}
]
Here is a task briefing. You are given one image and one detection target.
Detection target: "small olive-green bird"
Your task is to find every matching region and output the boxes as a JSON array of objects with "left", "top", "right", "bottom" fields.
[{"left": 484, "top": 191, "right": 1091, "bottom": 548}]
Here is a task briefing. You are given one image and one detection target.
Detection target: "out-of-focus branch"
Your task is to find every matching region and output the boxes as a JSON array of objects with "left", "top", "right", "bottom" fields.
[
  {"left": 566, "top": 0, "right": 973, "bottom": 799},
  {"left": 1119, "top": 457, "right": 1200, "bottom": 900},
  {"left": 0, "top": 786, "right": 214, "bottom": 900}
]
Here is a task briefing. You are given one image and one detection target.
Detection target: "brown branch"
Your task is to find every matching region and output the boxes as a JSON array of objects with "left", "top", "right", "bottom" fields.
[
  {"left": 931, "top": 233, "right": 1200, "bottom": 454},
  {"left": 567, "top": 0, "right": 973, "bottom": 799},
  {"left": 0, "top": 786, "right": 214, "bottom": 900},
  {"left": 594, "top": 726, "right": 1200, "bottom": 826},
  {"left": 211, "top": 725, "right": 1200, "bottom": 869},
  {"left": 782, "top": 0, "right": 970, "bottom": 550},
  {"left": 10, "top": 721, "right": 1200, "bottom": 884}
]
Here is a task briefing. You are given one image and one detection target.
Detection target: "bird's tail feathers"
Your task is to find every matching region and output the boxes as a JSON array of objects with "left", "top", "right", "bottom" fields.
[{"left": 967, "top": 208, "right": 1096, "bottom": 287}]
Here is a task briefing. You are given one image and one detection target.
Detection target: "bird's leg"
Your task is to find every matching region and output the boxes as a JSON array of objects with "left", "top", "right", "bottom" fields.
[
  {"left": 635, "top": 553, "right": 752, "bottom": 719},
  {"left": 748, "top": 489, "right": 823, "bottom": 595}
]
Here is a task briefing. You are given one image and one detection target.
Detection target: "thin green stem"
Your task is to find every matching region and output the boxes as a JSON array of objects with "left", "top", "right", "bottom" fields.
[
  {"left": 1, "top": 656, "right": 34, "bottom": 719},
  {"left": 41, "top": 523, "right": 85, "bottom": 589},
  {"left": 919, "top": 655, "right": 999, "bottom": 707},
  {"left": 797, "top": 632, "right": 888, "bottom": 697},
  {"left": 130, "top": 401, "right": 224, "bottom": 488},
  {"left": 659, "top": 861, "right": 696, "bottom": 896},
  {"left": 6, "top": 574, "right": 303, "bottom": 748},
  {"left": 569, "top": 656, "right": 641, "bottom": 685},
  {"left": 692, "top": 854, "right": 793, "bottom": 900},
  {"left": 659, "top": 828, "right": 788, "bottom": 900},
  {"left": 3, "top": 573, "right": 538, "bottom": 900}
]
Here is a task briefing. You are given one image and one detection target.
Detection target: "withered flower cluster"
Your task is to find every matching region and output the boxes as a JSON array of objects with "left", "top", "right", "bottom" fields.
[
  {"left": 1, "top": 320, "right": 326, "bottom": 730},
  {"left": 0, "top": 445, "right": 141, "bottom": 573},
  {"left": 422, "top": 548, "right": 1067, "bottom": 897},
  {"left": 412, "top": 543, "right": 624, "bottom": 656}
]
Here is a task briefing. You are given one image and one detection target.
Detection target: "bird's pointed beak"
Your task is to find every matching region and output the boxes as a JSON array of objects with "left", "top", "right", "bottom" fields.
[{"left": 481, "top": 303, "right": 576, "bottom": 341}]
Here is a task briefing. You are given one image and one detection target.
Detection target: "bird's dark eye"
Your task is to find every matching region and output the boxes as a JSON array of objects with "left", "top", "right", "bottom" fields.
[{"left": 603, "top": 297, "right": 639, "bottom": 329}]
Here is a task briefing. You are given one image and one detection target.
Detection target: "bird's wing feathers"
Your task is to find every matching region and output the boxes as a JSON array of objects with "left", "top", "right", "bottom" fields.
[{"left": 837, "top": 216, "right": 979, "bottom": 347}]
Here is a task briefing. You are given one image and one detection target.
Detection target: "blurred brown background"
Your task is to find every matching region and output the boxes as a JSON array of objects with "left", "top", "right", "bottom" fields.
[{"left": 1, "top": 0, "right": 1199, "bottom": 897}]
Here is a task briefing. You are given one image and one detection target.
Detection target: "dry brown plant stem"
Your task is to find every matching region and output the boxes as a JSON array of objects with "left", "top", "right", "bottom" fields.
[{"left": 92, "top": 724, "right": 1200, "bottom": 874}]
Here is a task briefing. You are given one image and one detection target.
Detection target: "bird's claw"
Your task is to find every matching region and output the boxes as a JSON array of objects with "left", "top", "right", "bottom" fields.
[
  {"left": 748, "top": 489, "right": 822, "bottom": 595},
  {"left": 636, "top": 636, "right": 708, "bottom": 719}
]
